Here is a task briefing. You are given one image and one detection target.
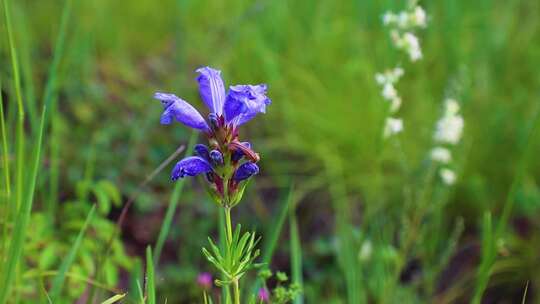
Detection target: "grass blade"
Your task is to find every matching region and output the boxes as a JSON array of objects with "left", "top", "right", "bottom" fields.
[
  {"left": 0, "top": 0, "right": 25, "bottom": 300},
  {"left": 261, "top": 185, "right": 294, "bottom": 264},
  {"left": 153, "top": 130, "right": 198, "bottom": 265},
  {"left": 49, "top": 205, "right": 96, "bottom": 301},
  {"left": 250, "top": 185, "right": 294, "bottom": 295},
  {"left": 145, "top": 246, "right": 156, "bottom": 304},
  {"left": 0, "top": 0, "right": 74, "bottom": 300},
  {"left": 0, "top": 80, "right": 11, "bottom": 267},
  {"left": 0, "top": 80, "right": 10, "bottom": 202},
  {"left": 289, "top": 206, "right": 303, "bottom": 304},
  {"left": 100, "top": 293, "right": 126, "bottom": 304}
]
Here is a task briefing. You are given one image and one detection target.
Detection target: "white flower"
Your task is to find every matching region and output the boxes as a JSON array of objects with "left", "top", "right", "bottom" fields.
[
  {"left": 403, "top": 32, "right": 422, "bottom": 61},
  {"left": 445, "top": 98, "right": 460, "bottom": 115},
  {"left": 392, "top": 67, "right": 404, "bottom": 78},
  {"left": 412, "top": 6, "right": 427, "bottom": 27},
  {"left": 375, "top": 73, "right": 386, "bottom": 85},
  {"left": 398, "top": 11, "right": 409, "bottom": 28},
  {"left": 440, "top": 168, "right": 456, "bottom": 185},
  {"left": 384, "top": 117, "right": 403, "bottom": 138},
  {"left": 434, "top": 115, "right": 464, "bottom": 144},
  {"left": 382, "top": 83, "right": 397, "bottom": 100},
  {"left": 431, "top": 147, "right": 451, "bottom": 163},
  {"left": 382, "top": 12, "right": 395, "bottom": 25},
  {"left": 358, "top": 240, "right": 373, "bottom": 262},
  {"left": 390, "top": 96, "right": 402, "bottom": 113}
]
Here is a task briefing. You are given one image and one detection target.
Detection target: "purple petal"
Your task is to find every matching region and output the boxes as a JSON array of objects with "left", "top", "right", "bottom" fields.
[
  {"left": 194, "top": 144, "right": 210, "bottom": 161},
  {"left": 233, "top": 162, "right": 259, "bottom": 181},
  {"left": 196, "top": 67, "right": 226, "bottom": 115},
  {"left": 154, "top": 92, "right": 209, "bottom": 131},
  {"left": 171, "top": 156, "right": 213, "bottom": 180},
  {"left": 224, "top": 84, "right": 271, "bottom": 126}
]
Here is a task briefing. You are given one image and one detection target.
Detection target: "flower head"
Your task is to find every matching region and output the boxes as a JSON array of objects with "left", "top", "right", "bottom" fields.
[
  {"left": 430, "top": 147, "right": 451, "bottom": 164},
  {"left": 197, "top": 272, "right": 213, "bottom": 289},
  {"left": 440, "top": 168, "right": 456, "bottom": 185},
  {"left": 434, "top": 99, "right": 464, "bottom": 144},
  {"left": 384, "top": 117, "right": 403, "bottom": 138},
  {"left": 156, "top": 67, "right": 269, "bottom": 206},
  {"left": 257, "top": 287, "right": 270, "bottom": 302}
]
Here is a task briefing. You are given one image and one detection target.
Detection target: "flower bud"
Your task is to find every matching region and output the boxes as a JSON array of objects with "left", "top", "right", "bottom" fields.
[
  {"left": 194, "top": 144, "right": 210, "bottom": 161},
  {"left": 209, "top": 150, "right": 224, "bottom": 165},
  {"left": 233, "top": 162, "right": 259, "bottom": 181},
  {"left": 231, "top": 142, "right": 252, "bottom": 162}
]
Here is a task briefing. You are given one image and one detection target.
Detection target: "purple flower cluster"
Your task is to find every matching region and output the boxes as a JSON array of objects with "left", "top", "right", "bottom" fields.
[{"left": 155, "top": 67, "right": 270, "bottom": 205}]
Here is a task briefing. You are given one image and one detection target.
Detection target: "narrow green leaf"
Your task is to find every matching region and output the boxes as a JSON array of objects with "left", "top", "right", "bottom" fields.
[
  {"left": 49, "top": 205, "right": 96, "bottom": 300},
  {"left": 289, "top": 208, "right": 304, "bottom": 304},
  {"left": 153, "top": 130, "right": 198, "bottom": 265},
  {"left": 145, "top": 246, "right": 156, "bottom": 304},
  {"left": 100, "top": 293, "right": 126, "bottom": 304}
]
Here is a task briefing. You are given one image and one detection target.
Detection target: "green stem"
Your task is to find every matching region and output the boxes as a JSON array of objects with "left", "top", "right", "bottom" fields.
[
  {"left": 233, "top": 279, "right": 240, "bottom": 304},
  {"left": 224, "top": 207, "right": 233, "bottom": 246},
  {"left": 223, "top": 206, "right": 239, "bottom": 304}
]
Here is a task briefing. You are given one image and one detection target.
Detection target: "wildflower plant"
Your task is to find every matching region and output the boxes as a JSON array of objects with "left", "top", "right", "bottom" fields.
[
  {"left": 377, "top": 0, "right": 427, "bottom": 139},
  {"left": 155, "top": 66, "right": 270, "bottom": 304},
  {"left": 431, "top": 98, "right": 464, "bottom": 185}
]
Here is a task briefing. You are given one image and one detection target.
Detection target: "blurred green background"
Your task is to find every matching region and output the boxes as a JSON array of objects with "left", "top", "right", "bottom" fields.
[{"left": 1, "top": 0, "right": 540, "bottom": 303}]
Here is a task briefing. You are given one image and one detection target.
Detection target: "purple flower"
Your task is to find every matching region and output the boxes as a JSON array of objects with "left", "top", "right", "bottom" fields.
[
  {"left": 156, "top": 66, "right": 268, "bottom": 205},
  {"left": 154, "top": 67, "right": 270, "bottom": 131},
  {"left": 194, "top": 144, "right": 211, "bottom": 161},
  {"left": 197, "top": 272, "right": 213, "bottom": 289},
  {"left": 171, "top": 156, "right": 212, "bottom": 181},
  {"left": 257, "top": 287, "right": 270, "bottom": 302},
  {"left": 154, "top": 93, "right": 209, "bottom": 131},
  {"left": 224, "top": 85, "right": 271, "bottom": 126},
  {"left": 233, "top": 162, "right": 259, "bottom": 181},
  {"left": 196, "top": 67, "right": 226, "bottom": 116}
]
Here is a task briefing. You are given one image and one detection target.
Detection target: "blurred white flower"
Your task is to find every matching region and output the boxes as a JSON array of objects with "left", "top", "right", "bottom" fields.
[
  {"left": 440, "top": 168, "right": 456, "bottom": 185},
  {"left": 382, "top": 83, "right": 397, "bottom": 100},
  {"left": 403, "top": 32, "right": 422, "bottom": 61},
  {"left": 384, "top": 117, "right": 403, "bottom": 137},
  {"left": 358, "top": 240, "right": 373, "bottom": 262},
  {"left": 431, "top": 147, "right": 451, "bottom": 163},
  {"left": 434, "top": 115, "right": 464, "bottom": 144},
  {"left": 398, "top": 11, "right": 409, "bottom": 28},
  {"left": 375, "top": 73, "right": 386, "bottom": 85},
  {"left": 382, "top": 12, "right": 395, "bottom": 25},
  {"left": 445, "top": 98, "right": 460, "bottom": 115},
  {"left": 390, "top": 96, "right": 402, "bottom": 113},
  {"left": 393, "top": 67, "right": 404, "bottom": 78},
  {"left": 412, "top": 6, "right": 427, "bottom": 27}
]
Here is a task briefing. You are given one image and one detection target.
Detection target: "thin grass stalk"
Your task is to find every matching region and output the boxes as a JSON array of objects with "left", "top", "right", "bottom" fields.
[
  {"left": 289, "top": 205, "right": 303, "bottom": 304},
  {"left": 0, "top": 81, "right": 11, "bottom": 201},
  {"left": 153, "top": 130, "right": 197, "bottom": 265},
  {"left": 49, "top": 204, "right": 96, "bottom": 300},
  {"left": 0, "top": 80, "right": 11, "bottom": 267},
  {"left": 47, "top": 108, "right": 60, "bottom": 218},
  {"left": 250, "top": 185, "right": 294, "bottom": 296},
  {"left": 145, "top": 247, "right": 156, "bottom": 304},
  {"left": 0, "top": 0, "right": 25, "bottom": 300},
  {"left": 3, "top": 0, "right": 24, "bottom": 216},
  {"left": 0, "top": 0, "right": 74, "bottom": 301},
  {"left": 472, "top": 106, "right": 540, "bottom": 304}
]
